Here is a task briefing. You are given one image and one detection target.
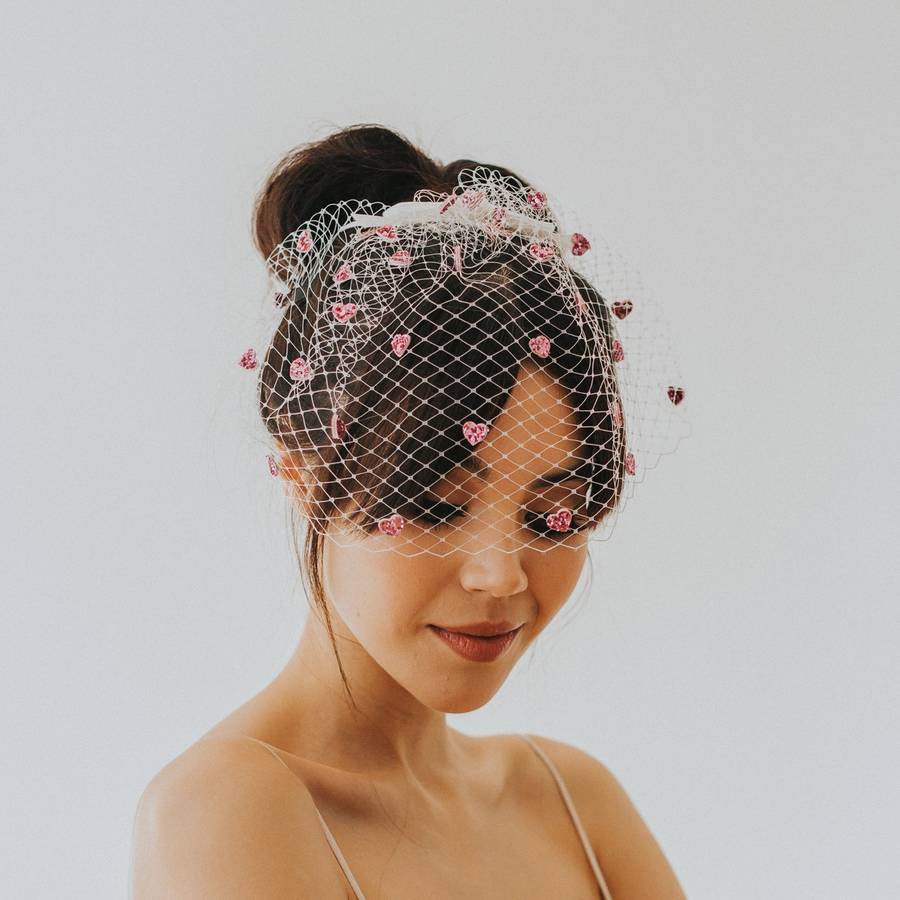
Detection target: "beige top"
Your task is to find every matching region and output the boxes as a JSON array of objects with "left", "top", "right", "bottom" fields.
[{"left": 247, "top": 732, "right": 614, "bottom": 900}]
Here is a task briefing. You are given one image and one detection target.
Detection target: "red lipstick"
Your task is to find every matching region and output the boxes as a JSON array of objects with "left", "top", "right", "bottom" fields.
[
  {"left": 435, "top": 620, "right": 519, "bottom": 636},
  {"left": 428, "top": 623, "right": 523, "bottom": 662}
]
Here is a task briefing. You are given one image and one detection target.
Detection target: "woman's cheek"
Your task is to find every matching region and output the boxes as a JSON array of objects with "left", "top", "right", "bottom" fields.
[
  {"left": 526, "top": 548, "right": 588, "bottom": 631},
  {"left": 325, "top": 545, "right": 441, "bottom": 636}
]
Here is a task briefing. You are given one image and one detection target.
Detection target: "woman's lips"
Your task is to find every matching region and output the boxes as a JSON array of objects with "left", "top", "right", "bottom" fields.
[{"left": 428, "top": 624, "right": 523, "bottom": 662}]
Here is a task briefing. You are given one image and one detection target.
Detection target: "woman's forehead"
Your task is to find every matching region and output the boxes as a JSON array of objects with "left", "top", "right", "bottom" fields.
[{"left": 440, "top": 435, "right": 589, "bottom": 491}]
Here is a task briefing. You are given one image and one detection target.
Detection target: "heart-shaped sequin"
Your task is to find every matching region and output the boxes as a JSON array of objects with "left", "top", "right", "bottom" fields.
[
  {"left": 462, "top": 421, "right": 489, "bottom": 446},
  {"left": 612, "top": 340, "right": 624, "bottom": 362},
  {"left": 570, "top": 232, "right": 591, "bottom": 256},
  {"left": 391, "top": 334, "right": 411, "bottom": 357},
  {"left": 667, "top": 386, "right": 685, "bottom": 405},
  {"left": 389, "top": 249, "right": 412, "bottom": 267},
  {"left": 452, "top": 244, "right": 463, "bottom": 273},
  {"left": 611, "top": 300, "right": 633, "bottom": 320},
  {"left": 331, "top": 413, "right": 346, "bottom": 441},
  {"left": 573, "top": 289, "right": 588, "bottom": 313},
  {"left": 290, "top": 356, "right": 312, "bottom": 381},
  {"left": 333, "top": 262, "right": 353, "bottom": 284},
  {"left": 376, "top": 224, "right": 398, "bottom": 240},
  {"left": 332, "top": 302, "right": 357, "bottom": 323},
  {"left": 295, "top": 230, "right": 312, "bottom": 253},
  {"left": 611, "top": 399, "right": 623, "bottom": 428},
  {"left": 624, "top": 452, "right": 636, "bottom": 475},
  {"left": 266, "top": 454, "right": 279, "bottom": 476},
  {"left": 439, "top": 194, "right": 457, "bottom": 214},
  {"left": 378, "top": 514, "right": 406, "bottom": 536},
  {"left": 528, "top": 242, "right": 555, "bottom": 260},
  {"left": 545, "top": 507, "right": 573, "bottom": 532},
  {"left": 527, "top": 190, "right": 547, "bottom": 211},
  {"left": 239, "top": 348, "right": 257, "bottom": 369},
  {"left": 529, "top": 335, "right": 551, "bottom": 358}
]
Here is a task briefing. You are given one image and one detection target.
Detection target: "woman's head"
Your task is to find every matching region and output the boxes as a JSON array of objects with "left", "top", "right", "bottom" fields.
[{"left": 250, "top": 124, "right": 625, "bottom": 708}]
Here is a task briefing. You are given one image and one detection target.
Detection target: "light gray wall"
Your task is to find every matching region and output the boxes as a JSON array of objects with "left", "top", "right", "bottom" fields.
[{"left": 3, "top": 1, "right": 897, "bottom": 897}]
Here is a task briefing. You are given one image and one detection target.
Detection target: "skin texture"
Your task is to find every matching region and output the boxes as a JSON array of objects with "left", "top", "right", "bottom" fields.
[
  {"left": 130, "top": 362, "right": 687, "bottom": 899},
  {"left": 293, "top": 361, "right": 591, "bottom": 754}
]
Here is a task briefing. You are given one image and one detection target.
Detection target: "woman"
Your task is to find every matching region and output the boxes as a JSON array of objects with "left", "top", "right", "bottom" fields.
[{"left": 130, "top": 123, "right": 688, "bottom": 899}]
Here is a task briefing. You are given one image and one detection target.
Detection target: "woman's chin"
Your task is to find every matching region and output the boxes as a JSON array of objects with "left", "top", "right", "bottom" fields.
[
  {"left": 430, "top": 693, "right": 499, "bottom": 714},
  {"left": 417, "top": 671, "right": 513, "bottom": 714}
]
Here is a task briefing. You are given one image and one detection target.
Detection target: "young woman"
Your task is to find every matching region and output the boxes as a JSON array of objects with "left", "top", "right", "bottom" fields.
[{"left": 130, "top": 123, "right": 688, "bottom": 899}]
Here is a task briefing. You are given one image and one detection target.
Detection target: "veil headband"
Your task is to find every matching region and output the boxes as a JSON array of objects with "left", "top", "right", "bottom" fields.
[{"left": 239, "top": 166, "right": 690, "bottom": 557}]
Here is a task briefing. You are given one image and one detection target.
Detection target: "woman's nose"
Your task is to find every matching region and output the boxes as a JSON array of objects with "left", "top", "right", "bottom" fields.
[{"left": 456, "top": 525, "right": 529, "bottom": 597}]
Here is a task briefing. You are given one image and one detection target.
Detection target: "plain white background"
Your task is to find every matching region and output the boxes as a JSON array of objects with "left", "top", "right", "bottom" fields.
[{"left": 3, "top": 2, "right": 898, "bottom": 897}]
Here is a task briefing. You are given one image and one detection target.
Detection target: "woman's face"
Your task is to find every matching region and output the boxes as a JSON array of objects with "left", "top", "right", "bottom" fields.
[{"left": 321, "top": 362, "right": 592, "bottom": 714}]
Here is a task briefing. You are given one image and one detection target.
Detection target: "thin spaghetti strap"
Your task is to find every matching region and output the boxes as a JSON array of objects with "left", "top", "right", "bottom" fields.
[
  {"left": 310, "top": 806, "right": 367, "bottom": 900},
  {"left": 242, "top": 737, "right": 367, "bottom": 900},
  {"left": 242, "top": 735, "right": 297, "bottom": 777},
  {"left": 519, "top": 734, "right": 614, "bottom": 900}
]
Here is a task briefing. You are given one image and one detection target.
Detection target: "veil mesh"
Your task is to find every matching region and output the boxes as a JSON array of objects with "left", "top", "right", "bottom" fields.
[{"left": 238, "top": 166, "right": 690, "bottom": 557}]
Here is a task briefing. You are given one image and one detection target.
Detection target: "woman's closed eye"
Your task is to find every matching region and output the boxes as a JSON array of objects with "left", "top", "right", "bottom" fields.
[{"left": 416, "top": 500, "right": 586, "bottom": 538}]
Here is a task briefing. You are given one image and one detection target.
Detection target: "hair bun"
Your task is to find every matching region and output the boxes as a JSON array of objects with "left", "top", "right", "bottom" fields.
[{"left": 252, "top": 124, "right": 448, "bottom": 262}]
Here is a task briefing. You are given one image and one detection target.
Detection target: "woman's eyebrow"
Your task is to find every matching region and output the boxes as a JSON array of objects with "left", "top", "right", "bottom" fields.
[{"left": 456, "top": 456, "right": 589, "bottom": 489}]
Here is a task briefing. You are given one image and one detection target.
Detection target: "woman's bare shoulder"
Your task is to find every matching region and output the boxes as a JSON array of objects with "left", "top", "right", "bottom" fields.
[
  {"left": 129, "top": 736, "right": 347, "bottom": 899},
  {"left": 520, "top": 733, "right": 688, "bottom": 900}
]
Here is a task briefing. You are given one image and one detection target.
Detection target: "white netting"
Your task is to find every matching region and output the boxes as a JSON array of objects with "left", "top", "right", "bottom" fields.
[{"left": 238, "top": 166, "right": 690, "bottom": 557}]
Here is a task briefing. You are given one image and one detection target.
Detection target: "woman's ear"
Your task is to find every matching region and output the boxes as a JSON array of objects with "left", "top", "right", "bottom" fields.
[{"left": 272, "top": 443, "right": 310, "bottom": 501}]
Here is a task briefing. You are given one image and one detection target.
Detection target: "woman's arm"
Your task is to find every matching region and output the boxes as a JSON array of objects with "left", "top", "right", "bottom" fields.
[
  {"left": 128, "top": 737, "right": 348, "bottom": 899},
  {"left": 528, "top": 735, "right": 688, "bottom": 900}
]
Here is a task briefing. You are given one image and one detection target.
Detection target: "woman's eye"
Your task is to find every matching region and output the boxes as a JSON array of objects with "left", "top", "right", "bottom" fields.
[
  {"left": 417, "top": 502, "right": 467, "bottom": 526},
  {"left": 417, "top": 502, "right": 584, "bottom": 538}
]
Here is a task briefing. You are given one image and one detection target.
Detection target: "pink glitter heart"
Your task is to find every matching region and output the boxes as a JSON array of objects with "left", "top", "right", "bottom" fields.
[
  {"left": 529, "top": 335, "right": 551, "bottom": 358},
  {"left": 439, "top": 194, "right": 457, "bottom": 214},
  {"left": 331, "top": 413, "right": 346, "bottom": 441},
  {"left": 391, "top": 333, "right": 411, "bottom": 356},
  {"left": 611, "top": 300, "right": 633, "bottom": 320},
  {"left": 611, "top": 399, "right": 622, "bottom": 428},
  {"left": 462, "top": 421, "right": 489, "bottom": 446},
  {"left": 289, "top": 356, "right": 312, "bottom": 381},
  {"left": 376, "top": 224, "right": 398, "bottom": 240},
  {"left": 333, "top": 262, "right": 353, "bottom": 284},
  {"left": 491, "top": 206, "right": 507, "bottom": 226},
  {"left": 266, "top": 454, "right": 279, "bottom": 476},
  {"left": 295, "top": 230, "right": 312, "bottom": 253},
  {"left": 332, "top": 302, "right": 357, "bottom": 323},
  {"left": 528, "top": 242, "right": 555, "bottom": 260},
  {"left": 389, "top": 249, "right": 412, "bottom": 267},
  {"left": 612, "top": 340, "right": 624, "bottom": 362},
  {"left": 378, "top": 514, "right": 406, "bottom": 536},
  {"left": 545, "top": 507, "right": 573, "bottom": 532},
  {"left": 667, "top": 386, "right": 685, "bottom": 405},
  {"left": 570, "top": 232, "right": 591, "bottom": 256},
  {"left": 624, "top": 452, "right": 636, "bottom": 475},
  {"left": 452, "top": 244, "right": 463, "bottom": 273},
  {"left": 238, "top": 348, "right": 257, "bottom": 369},
  {"left": 573, "top": 289, "right": 587, "bottom": 313},
  {"left": 527, "top": 190, "right": 547, "bottom": 211}
]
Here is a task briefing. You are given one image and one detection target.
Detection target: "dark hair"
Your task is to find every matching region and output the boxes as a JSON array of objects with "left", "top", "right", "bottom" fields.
[{"left": 251, "top": 124, "right": 621, "bottom": 707}]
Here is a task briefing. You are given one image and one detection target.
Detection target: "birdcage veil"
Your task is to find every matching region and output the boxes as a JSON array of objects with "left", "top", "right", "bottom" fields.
[{"left": 238, "top": 165, "right": 690, "bottom": 557}]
